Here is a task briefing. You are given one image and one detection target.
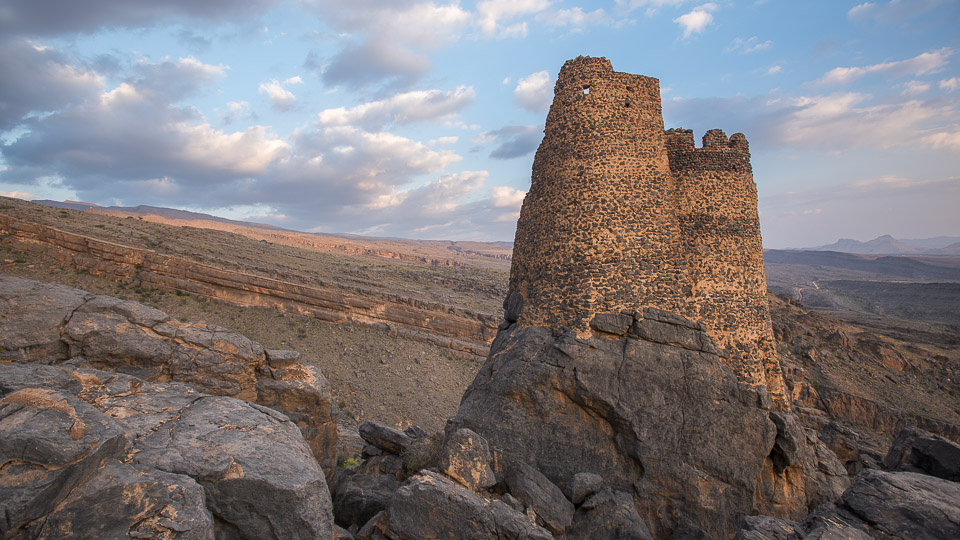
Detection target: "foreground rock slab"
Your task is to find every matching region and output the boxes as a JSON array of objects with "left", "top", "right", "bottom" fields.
[
  {"left": 0, "top": 274, "right": 337, "bottom": 478},
  {"left": 0, "top": 361, "right": 333, "bottom": 539}
]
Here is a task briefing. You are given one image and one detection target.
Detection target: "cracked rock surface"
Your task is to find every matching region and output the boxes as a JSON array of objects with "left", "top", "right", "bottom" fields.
[
  {"left": 449, "top": 309, "right": 782, "bottom": 539},
  {"left": 0, "top": 362, "right": 333, "bottom": 539},
  {"left": 0, "top": 274, "right": 337, "bottom": 478}
]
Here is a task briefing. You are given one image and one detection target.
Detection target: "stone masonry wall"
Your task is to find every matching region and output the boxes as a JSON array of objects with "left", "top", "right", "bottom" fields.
[{"left": 510, "top": 56, "right": 787, "bottom": 408}]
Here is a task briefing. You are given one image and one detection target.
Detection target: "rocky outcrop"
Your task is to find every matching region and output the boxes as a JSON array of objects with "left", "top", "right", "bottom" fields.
[
  {"left": 0, "top": 274, "right": 337, "bottom": 478},
  {"left": 448, "top": 310, "right": 847, "bottom": 539},
  {"left": 883, "top": 426, "right": 960, "bottom": 481},
  {"left": 0, "top": 215, "right": 499, "bottom": 356},
  {"left": 736, "top": 426, "right": 960, "bottom": 539},
  {"left": 0, "top": 362, "right": 333, "bottom": 539}
]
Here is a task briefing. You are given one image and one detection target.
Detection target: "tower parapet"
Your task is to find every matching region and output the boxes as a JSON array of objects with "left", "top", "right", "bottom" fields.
[{"left": 509, "top": 57, "right": 787, "bottom": 408}]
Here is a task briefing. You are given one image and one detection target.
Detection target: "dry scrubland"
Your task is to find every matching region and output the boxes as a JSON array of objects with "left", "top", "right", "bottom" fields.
[{"left": 2, "top": 196, "right": 959, "bottom": 446}]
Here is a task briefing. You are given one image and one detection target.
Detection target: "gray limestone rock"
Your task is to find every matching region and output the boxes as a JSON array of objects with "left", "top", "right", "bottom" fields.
[
  {"left": 439, "top": 427, "right": 497, "bottom": 491},
  {"left": 565, "top": 472, "right": 604, "bottom": 505},
  {"left": 133, "top": 396, "right": 332, "bottom": 540},
  {"left": 883, "top": 426, "right": 960, "bottom": 481},
  {"left": 333, "top": 472, "right": 401, "bottom": 530},
  {"left": 359, "top": 421, "right": 413, "bottom": 455},
  {"left": 0, "top": 361, "right": 334, "bottom": 540},
  {"left": 564, "top": 488, "right": 654, "bottom": 540},
  {"left": 734, "top": 516, "right": 802, "bottom": 540},
  {"left": 381, "top": 470, "right": 552, "bottom": 540},
  {"left": 36, "top": 462, "right": 214, "bottom": 539},
  {"left": 0, "top": 274, "right": 88, "bottom": 363},
  {"left": 504, "top": 461, "right": 575, "bottom": 534},
  {"left": 450, "top": 317, "right": 778, "bottom": 539}
]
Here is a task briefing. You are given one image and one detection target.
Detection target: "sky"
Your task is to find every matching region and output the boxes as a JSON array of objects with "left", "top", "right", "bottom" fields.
[{"left": 0, "top": 0, "right": 958, "bottom": 248}]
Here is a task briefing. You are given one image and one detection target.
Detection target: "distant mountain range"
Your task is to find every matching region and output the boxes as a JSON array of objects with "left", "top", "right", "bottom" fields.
[
  {"left": 32, "top": 200, "right": 286, "bottom": 231},
  {"left": 803, "top": 235, "right": 960, "bottom": 256}
]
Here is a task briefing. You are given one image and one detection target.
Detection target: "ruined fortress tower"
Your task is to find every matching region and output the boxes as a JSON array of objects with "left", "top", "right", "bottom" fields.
[{"left": 509, "top": 56, "right": 787, "bottom": 407}]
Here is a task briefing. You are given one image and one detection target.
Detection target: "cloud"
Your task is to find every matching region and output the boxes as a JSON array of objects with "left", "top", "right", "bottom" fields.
[
  {"left": 222, "top": 100, "right": 250, "bottom": 125},
  {"left": 941, "top": 77, "right": 960, "bottom": 92},
  {"left": 475, "top": 125, "right": 542, "bottom": 159},
  {"left": 320, "top": 40, "right": 432, "bottom": 91},
  {"left": 490, "top": 185, "right": 526, "bottom": 208},
  {"left": 0, "top": 40, "right": 103, "bottom": 130},
  {"left": 766, "top": 65, "right": 783, "bottom": 76},
  {"left": 0, "top": 0, "right": 281, "bottom": 37},
  {"left": 0, "top": 190, "right": 36, "bottom": 200},
  {"left": 302, "top": 0, "right": 470, "bottom": 90},
  {"left": 901, "top": 80, "right": 930, "bottom": 95},
  {"left": 673, "top": 3, "right": 717, "bottom": 39},
  {"left": 848, "top": 0, "right": 943, "bottom": 23},
  {"left": 258, "top": 79, "right": 297, "bottom": 110},
  {"left": 475, "top": 0, "right": 550, "bottom": 37},
  {"left": 615, "top": 0, "right": 691, "bottom": 14},
  {"left": 317, "top": 86, "right": 475, "bottom": 129},
  {"left": 816, "top": 48, "right": 952, "bottom": 86},
  {"left": 514, "top": 70, "right": 552, "bottom": 112},
  {"left": 536, "top": 7, "right": 608, "bottom": 28},
  {"left": 1, "top": 54, "right": 289, "bottom": 197},
  {"left": 665, "top": 90, "right": 960, "bottom": 154},
  {"left": 923, "top": 131, "right": 960, "bottom": 151},
  {"left": 727, "top": 36, "right": 772, "bottom": 54}
]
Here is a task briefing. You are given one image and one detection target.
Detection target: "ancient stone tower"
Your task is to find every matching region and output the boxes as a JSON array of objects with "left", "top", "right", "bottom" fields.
[{"left": 509, "top": 56, "right": 786, "bottom": 407}]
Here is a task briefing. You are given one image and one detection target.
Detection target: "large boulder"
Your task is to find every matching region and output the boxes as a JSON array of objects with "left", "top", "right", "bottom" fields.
[
  {"left": 371, "top": 470, "right": 552, "bottom": 540},
  {"left": 883, "top": 426, "right": 960, "bottom": 481},
  {"left": 333, "top": 471, "right": 401, "bottom": 530},
  {"left": 0, "top": 361, "right": 334, "bottom": 539},
  {"left": 804, "top": 468, "right": 960, "bottom": 539},
  {"left": 0, "top": 275, "right": 338, "bottom": 478},
  {"left": 439, "top": 427, "right": 497, "bottom": 491},
  {"left": 449, "top": 310, "right": 841, "bottom": 539}
]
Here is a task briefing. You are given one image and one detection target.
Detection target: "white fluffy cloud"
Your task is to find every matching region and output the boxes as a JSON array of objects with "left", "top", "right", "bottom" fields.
[
  {"left": 667, "top": 90, "right": 960, "bottom": 155},
  {"left": 490, "top": 185, "right": 526, "bottom": 207},
  {"left": 514, "top": 70, "right": 552, "bottom": 112},
  {"left": 817, "top": 48, "right": 952, "bottom": 86},
  {"left": 475, "top": 0, "right": 550, "bottom": 37},
  {"left": 673, "top": 3, "right": 717, "bottom": 39},
  {"left": 940, "top": 77, "right": 960, "bottom": 92},
  {"left": 258, "top": 79, "right": 297, "bottom": 110},
  {"left": 317, "top": 86, "right": 475, "bottom": 128}
]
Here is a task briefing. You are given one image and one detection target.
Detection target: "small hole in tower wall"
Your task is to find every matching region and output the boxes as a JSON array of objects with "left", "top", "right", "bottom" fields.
[{"left": 582, "top": 86, "right": 590, "bottom": 95}]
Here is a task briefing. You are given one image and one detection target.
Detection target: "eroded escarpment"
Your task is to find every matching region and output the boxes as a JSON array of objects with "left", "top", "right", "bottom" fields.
[{"left": 0, "top": 214, "right": 499, "bottom": 357}]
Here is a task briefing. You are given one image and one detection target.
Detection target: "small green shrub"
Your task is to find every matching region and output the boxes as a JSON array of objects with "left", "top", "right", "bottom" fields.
[{"left": 337, "top": 455, "right": 360, "bottom": 470}]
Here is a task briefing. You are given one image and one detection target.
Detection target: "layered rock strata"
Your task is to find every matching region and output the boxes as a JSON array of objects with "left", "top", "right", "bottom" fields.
[{"left": 0, "top": 215, "right": 498, "bottom": 356}]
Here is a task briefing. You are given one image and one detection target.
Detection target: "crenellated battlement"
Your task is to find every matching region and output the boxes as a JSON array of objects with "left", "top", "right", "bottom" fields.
[{"left": 508, "top": 57, "right": 788, "bottom": 409}]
